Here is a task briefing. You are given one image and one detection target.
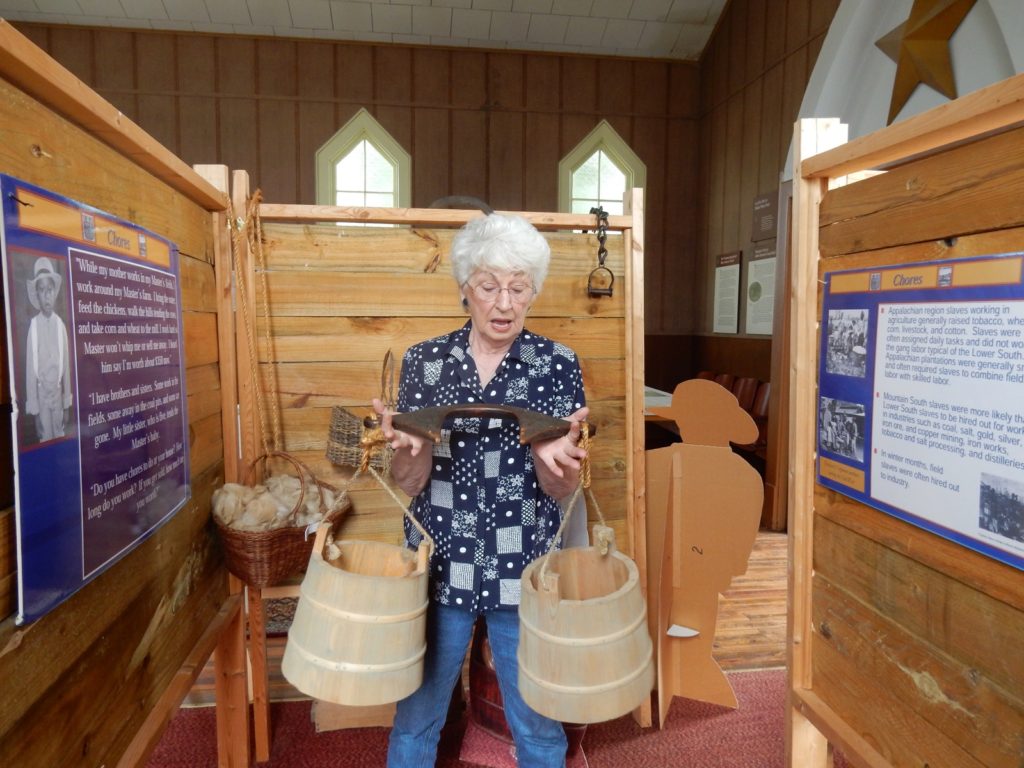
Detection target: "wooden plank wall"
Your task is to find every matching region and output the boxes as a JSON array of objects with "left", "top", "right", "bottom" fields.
[
  {"left": 690, "top": 0, "right": 840, "bottom": 373},
  {"left": 251, "top": 223, "right": 633, "bottom": 551},
  {"left": 0, "top": 75, "right": 227, "bottom": 766},
  {"left": 804, "top": 126, "right": 1024, "bottom": 766},
  {"left": 10, "top": 21, "right": 697, "bottom": 341}
]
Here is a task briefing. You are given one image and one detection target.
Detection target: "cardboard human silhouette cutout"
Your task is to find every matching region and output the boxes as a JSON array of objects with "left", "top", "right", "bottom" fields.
[{"left": 645, "top": 378, "right": 764, "bottom": 726}]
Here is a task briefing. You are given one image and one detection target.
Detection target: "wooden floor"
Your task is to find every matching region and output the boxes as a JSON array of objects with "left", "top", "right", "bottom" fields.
[
  {"left": 712, "top": 530, "right": 788, "bottom": 670},
  {"left": 184, "top": 531, "right": 787, "bottom": 706}
]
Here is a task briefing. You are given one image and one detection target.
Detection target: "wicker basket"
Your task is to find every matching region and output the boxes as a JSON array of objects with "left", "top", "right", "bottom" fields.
[
  {"left": 215, "top": 451, "right": 350, "bottom": 588},
  {"left": 326, "top": 405, "right": 392, "bottom": 473}
]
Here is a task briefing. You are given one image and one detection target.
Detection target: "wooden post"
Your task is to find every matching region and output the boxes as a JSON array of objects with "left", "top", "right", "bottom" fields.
[
  {"left": 765, "top": 180, "right": 792, "bottom": 532},
  {"left": 214, "top": 575, "right": 250, "bottom": 768},
  {"left": 196, "top": 163, "right": 256, "bottom": 766},
  {"left": 227, "top": 170, "right": 277, "bottom": 761},
  {"left": 786, "top": 118, "right": 847, "bottom": 768},
  {"left": 191, "top": 164, "right": 252, "bottom": 767},
  {"left": 624, "top": 187, "right": 652, "bottom": 728},
  {"left": 248, "top": 587, "right": 271, "bottom": 762},
  {"left": 231, "top": 170, "right": 261, "bottom": 472},
  {"left": 195, "top": 164, "right": 240, "bottom": 485}
]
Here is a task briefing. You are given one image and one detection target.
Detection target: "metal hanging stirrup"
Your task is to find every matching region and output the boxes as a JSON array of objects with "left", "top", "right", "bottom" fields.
[{"left": 587, "top": 206, "right": 614, "bottom": 297}]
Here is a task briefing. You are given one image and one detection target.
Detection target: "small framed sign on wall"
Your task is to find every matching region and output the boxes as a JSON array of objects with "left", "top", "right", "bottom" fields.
[{"left": 713, "top": 251, "right": 741, "bottom": 334}]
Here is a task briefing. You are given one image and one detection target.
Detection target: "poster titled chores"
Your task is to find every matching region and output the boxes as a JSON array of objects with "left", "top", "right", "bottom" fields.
[
  {"left": 0, "top": 175, "right": 190, "bottom": 623},
  {"left": 817, "top": 252, "right": 1024, "bottom": 572}
]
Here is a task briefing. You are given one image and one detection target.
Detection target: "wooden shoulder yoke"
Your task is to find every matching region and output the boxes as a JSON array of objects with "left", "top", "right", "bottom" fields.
[{"left": 392, "top": 404, "right": 594, "bottom": 445}]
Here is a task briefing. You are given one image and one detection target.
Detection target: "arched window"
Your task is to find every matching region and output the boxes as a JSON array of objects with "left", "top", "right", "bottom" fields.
[
  {"left": 316, "top": 109, "right": 411, "bottom": 209},
  {"left": 558, "top": 120, "right": 645, "bottom": 215}
]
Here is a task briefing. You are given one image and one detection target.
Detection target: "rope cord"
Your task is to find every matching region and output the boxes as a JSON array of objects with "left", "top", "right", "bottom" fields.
[
  {"left": 248, "top": 193, "right": 284, "bottom": 453},
  {"left": 229, "top": 192, "right": 284, "bottom": 462},
  {"left": 538, "top": 424, "right": 604, "bottom": 585},
  {"left": 320, "top": 429, "right": 435, "bottom": 557},
  {"left": 367, "top": 464, "right": 435, "bottom": 554},
  {"left": 228, "top": 195, "right": 272, "bottom": 459}
]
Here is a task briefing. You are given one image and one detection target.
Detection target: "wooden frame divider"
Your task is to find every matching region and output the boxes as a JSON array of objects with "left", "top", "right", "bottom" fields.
[
  {"left": 0, "top": 22, "right": 247, "bottom": 768},
  {"left": 787, "top": 74, "right": 1024, "bottom": 767},
  {"left": 216, "top": 186, "right": 651, "bottom": 760},
  {"left": 0, "top": 20, "right": 225, "bottom": 210}
]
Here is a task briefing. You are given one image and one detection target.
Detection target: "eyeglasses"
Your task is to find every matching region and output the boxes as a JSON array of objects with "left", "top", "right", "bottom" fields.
[{"left": 465, "top": 281, "right": 535, "bottom": 305}]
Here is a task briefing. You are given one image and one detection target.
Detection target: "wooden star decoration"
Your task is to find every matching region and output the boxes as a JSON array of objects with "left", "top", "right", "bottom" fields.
[{"left": 875, "top": 0, "right": 977, "bottom": 124}]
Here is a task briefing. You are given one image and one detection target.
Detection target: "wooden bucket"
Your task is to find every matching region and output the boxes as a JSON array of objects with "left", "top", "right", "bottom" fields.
[
  {"left": 517, "top": 525, "right": 654, "bottom": 723},
  {"left": 282, "top": 523, "right": 431, "bottom": 706}
]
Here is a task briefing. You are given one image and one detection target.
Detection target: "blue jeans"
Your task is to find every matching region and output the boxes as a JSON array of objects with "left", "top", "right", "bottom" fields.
[{"left": 387, "top": 603, "right": 567, "bottom": 767}]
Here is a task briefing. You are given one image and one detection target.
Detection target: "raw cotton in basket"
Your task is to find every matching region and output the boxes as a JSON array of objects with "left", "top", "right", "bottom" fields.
[
  {"left": 212, "top": 476, "right": 337, "bottom": 532},
  {"left": 264, "top": 474, "right": 339, "bottom": 527},
  {"left": 211, "top": 483, "right": 262, "bottom": 527}
]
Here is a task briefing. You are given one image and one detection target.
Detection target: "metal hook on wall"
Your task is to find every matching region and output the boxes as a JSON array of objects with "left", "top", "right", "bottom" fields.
[{"left": 587, "top": 206, "right": 614, "bottom": 298}]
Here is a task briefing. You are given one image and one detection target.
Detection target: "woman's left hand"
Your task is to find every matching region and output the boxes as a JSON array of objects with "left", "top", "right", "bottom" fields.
[{"left": 532, "top": 406, "right": 589, "bottom": 500}]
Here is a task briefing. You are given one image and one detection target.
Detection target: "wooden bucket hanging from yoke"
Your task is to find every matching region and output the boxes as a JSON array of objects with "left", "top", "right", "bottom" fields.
[
  {"left": 517, "top": 432, "right": 654, "bottom": 724},
  {"left": 281, "top": 517, "right": 433, "bottom": 706},
  {"left": 282, "top": 418, "right": 434, "bottom": 707}
]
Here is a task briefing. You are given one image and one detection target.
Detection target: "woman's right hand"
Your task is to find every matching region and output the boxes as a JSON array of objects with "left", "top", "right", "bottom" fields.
[
  {"left": 373, "top": 398, "right": 432, "bottom": 496},
  {"left": 373, "top": 398, "right": 428, "bottom": 456}
]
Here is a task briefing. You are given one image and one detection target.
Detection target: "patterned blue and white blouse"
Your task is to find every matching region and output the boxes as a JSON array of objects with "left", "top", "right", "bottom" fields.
[{"left": 396, "top": 320, "right": 586, "bottom": 614}]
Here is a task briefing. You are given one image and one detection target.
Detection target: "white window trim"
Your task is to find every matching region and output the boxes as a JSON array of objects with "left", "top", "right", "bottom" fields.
[
  {"left": 558, "top": 120, "right": 646, "bottom": 213},
  {"left": 315, "top": 108, "right": 411, "bottom": 208}
]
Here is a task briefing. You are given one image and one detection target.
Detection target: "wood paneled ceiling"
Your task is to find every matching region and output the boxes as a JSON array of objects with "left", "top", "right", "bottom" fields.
[{"left": 0, "top": 0, "right": 726, "bottom": 60}]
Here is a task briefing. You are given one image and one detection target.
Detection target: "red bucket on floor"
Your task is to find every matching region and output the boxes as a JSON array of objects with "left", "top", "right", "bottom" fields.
[{"left": 468, "top": 619, "right": 586, "bottom": 757}]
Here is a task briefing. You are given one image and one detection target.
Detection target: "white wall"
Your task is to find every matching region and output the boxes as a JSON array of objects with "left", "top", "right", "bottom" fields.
[{"left": 785, "top": 0, "right": 1023, "bottom": 178}]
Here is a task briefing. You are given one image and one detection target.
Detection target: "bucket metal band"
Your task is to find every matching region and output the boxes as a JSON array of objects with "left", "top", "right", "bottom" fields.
[
  {"left": 517, "top": 647, "right": 654, "bottom": 694},
  {"left": 518, "top": 606, "right": 647, "bottom": 647},
  {"left": 300, "top": 589, "right": 429, "bottom": 624},
  {"left": 287, "top": 637, "right": 427, "bottom": 674}
]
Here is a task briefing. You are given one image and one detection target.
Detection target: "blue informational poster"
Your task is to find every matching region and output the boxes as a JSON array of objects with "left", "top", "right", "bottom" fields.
[
  {"left": 818, "top": 252, "right": 1024, "bottom": 572},
  {"left": 0, "top": 175, "right": 190, "bottom": 623}
]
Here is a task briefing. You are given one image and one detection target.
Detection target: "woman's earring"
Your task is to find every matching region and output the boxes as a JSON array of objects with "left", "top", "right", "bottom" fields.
[{"left": 462, "top": 296, "right": 469, "bottom": 309}]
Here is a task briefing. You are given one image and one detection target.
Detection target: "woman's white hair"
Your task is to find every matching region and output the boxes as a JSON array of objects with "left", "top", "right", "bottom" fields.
[{"left": 450, "top": 213, "right": 550, "bottom": 294}]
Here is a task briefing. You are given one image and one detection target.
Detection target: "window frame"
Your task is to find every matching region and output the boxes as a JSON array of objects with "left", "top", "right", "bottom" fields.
[
  {"left": 558, "top": 120, "right": 646, "bottom": 215},
  {"left": 315, "top": 108, "right": 411, "bottom": 208}
]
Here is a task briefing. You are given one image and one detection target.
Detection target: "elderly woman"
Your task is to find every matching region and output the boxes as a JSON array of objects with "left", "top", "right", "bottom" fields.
[{"left": 375, "top": 213, "right": 588, "bottom": 767}]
